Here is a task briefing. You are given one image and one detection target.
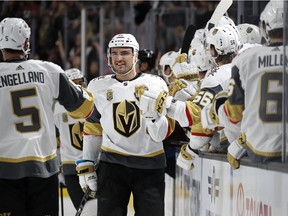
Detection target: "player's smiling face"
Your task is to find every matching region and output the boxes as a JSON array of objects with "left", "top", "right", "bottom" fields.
[{"left": 110, "top": 47, "right": 134, "bottom": 74}]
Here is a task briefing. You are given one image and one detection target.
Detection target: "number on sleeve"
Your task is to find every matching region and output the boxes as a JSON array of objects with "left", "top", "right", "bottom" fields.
[{"left": 192, "top": 90, "right": 214, "bottom": 108}]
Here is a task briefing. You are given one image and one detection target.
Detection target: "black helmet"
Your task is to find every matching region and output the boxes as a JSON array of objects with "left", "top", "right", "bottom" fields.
[{"left": 138, "top": 49, "right": 156, "bottom": 69}]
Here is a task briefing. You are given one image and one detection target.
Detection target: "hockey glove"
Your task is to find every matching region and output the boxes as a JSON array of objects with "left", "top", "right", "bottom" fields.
[
  {"left": 172, "top": 53, "right": 199, "bottom": 82},
  {"left": 174, "top": 79, "right": 198, "bottom": 101},
  {"left": 135, "top": 85, "right": 173, "bottom": 116},
  {"left": 201, "top": 91, "right": 228, "bottom": 130},
  {"left": 76, "top": 160, "right": 97, "bottom": 198},
  {"left": 176, "top": 144, "right": 199, "bottom": 170},
  {"left": 168, "top": 79, "right": 187, "bottom": 97},
  {"left": 227, "top": 135, "right": 247, "bottom": 170}
]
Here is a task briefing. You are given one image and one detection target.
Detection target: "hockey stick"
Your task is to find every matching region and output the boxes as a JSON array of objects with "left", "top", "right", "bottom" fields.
[
  {"left": 75, "top": 187, "right": 92, "bottom": 216},
  {"left": 181, "top": 24, "right": 197, "bottom": 55},
  {"left": 207, "top": 0, "right": 233, "bottom": 30},
  {"left": 60, "top": 182, "right": 65, "bottom": 216},
  {"left": 75, "top": 158, "right": 100, "bottom": 216}
]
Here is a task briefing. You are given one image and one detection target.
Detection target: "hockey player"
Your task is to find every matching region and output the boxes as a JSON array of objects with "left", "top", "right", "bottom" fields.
[
  {"left": 0, "top": 18, "right": 94, "bottom": 215},
  {"left": 136, "top": 24, "right": 241, "bottom": 170},
  {"left": 158, "top": 50, "right": 178, "bottom": 85},
  {"left": 54, "top": 68, "right": 97, "bottom": 215},
  {"left": 203, "top": 0, "right": 285, "bottom": 169},
  {"left": 237, "top": 23, "right": 261, "bottom": 45},
  {"left": 136, "top": 49, "right": 157, "bottom": 74},
  {"left": 76, "top": 33, "right": 175, "bottom": 216},
  {"left": 170, "top": 44, "right": 210, "bottom": 101},
  {"left": 201, "top": 24, "right": 262, "bottom": 144}
]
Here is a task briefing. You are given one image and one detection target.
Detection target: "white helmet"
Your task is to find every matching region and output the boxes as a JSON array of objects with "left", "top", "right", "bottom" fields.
[
  {"left": 0, "top": 18, "right": 31, "bottom": 53},
  {"left": 107, "top": 33, "right": 139, "bottom": 53},
  {"left": 159, "top": 51, "right": 178, "bottom": 75},
  {"left": 206, "top": 24, "right": 240, "bottom": 56},
  {"left": 190, "top": 28, "right": 205, "bottom": 47},
  {"left": 204, "top": 16, "right": 239, "bottom": 49},
  {"left": 107, "top": 33, "right": 139, "bottom": 69},
  {"left": 237, "top": 23, "right": 261, "bottom": 44},
  {"left": 158, "top": 50, "right": 178, "bottom": 84},
  {"left": 260, "top": 0, "right": 283, "bottom": 35},
  {"left": 189, "top": 44, "right": 211, "bottom": 72},
  {"left": 65, "top": 68, "right": 84, "bottom": 80}
]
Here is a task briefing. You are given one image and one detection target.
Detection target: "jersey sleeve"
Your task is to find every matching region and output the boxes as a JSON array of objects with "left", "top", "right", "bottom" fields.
[
  {"left": 224, "top": 65, "right": 245, "bottom": 124},
  {"left": 57, "top": 73, "right": 94, "bottom": 119}
]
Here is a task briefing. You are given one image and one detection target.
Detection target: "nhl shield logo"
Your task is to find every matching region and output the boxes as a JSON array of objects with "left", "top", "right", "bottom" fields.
[{"left": 106, "top": 89, "right": 113, "bottom": 101}]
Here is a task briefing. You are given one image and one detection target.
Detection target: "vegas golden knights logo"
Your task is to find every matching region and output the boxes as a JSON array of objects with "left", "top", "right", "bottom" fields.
[
  {"left": 106, "top": 89, "right": 113, "bottom": 101},
  {"left": 69, "top": 122, "right": 84, "bottom": 150},
  {"left": 113, "top": 100, "right": 140, "bottom": 137}
]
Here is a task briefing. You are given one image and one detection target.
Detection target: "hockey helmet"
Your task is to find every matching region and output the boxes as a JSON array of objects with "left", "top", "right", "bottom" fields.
[
  {"left": 260, "top": 0, "right": 283, "bottom": 34},
  {"left": 138, "top": 49, "right": 156, "bottom": 69},
  {"left": 189, "top": 44, "right": 211, "bottom": 72},
  {"left": 65, "top": 68, "right": 84, "bottom": 80},
  {"left": 0, "top": 18, "right": 31, "bottom": 52},
  {"left": 204, "top": 16, "right": 239, "bottom": 50},
  {"left": 190, "top": 28, "right": 205, "bottom": 47},
  {"left": 107, "top": 33, "right": 139, "bottom": 53},
  {"left": 237, "top": 23, "right": 261, "bottom": 44},
  {"left": 206, "top": 24, "right": 240, "bottom": 56},
  {"left": 159, "top": 50, "right": 178, "bottom": 84}
]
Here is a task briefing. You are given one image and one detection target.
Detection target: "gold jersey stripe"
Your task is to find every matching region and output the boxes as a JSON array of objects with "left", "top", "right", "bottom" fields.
[
  {"left": 84, "top": 121, "right": 102, "bottom": 135},
  {"left": 186, "top": 101, "right": 201, "bottom": 125},
  {"left": 191, "top": 122, "right": 213, "bottom": 136},
  {"left": 69, "top": 90, "right": 94, "bottom": 119},
  {"left": 56, "top": 136, "right": 61, "bottom": 148},
  {"left": 176, "top": 74, "right": 199, "bottom": 81},
  {"left": 224, "top": 100, "right": 244, "bottom": 123},
  {"left": 166, "top": 116, "right": 176, "bottom": 137},
  {"left": 101, "top": 146, "right": 165, "bottom": 157},
  {"left": 62, "top": 161, "right": 77, "bottom": 165},
  {"left": 245, "top": 139, "right": 283, "bottom": 157},
  {"left": 0, "top": 153, "right": 57, "bottom": 163}
]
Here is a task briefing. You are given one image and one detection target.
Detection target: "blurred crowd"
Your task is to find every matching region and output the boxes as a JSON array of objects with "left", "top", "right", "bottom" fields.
[{"left": 0, "top": 1, "right": 220, "bottom": 83}]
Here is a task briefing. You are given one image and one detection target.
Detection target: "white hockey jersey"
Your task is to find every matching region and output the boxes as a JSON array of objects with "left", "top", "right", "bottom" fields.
[
  {"left": 85, "top": 73, "right": 175, "bottom": 169},
  {"left": 170, "top": 64, "right": 232, "bottom": 150},
  {"left": 216, "top": 44, "right": 263, "bottom": 144},
  {"left": 54, "top": 103, "right": 85, "bottom": 175},
  {"left": 0, "top": 59, "right": 94, "bottom": 179},
  {"left": 227, "top": 44, "right": 285, "bottom": 160}
]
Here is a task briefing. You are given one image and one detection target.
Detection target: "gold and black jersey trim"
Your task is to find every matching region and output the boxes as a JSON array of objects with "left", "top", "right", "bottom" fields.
[
  {"left": 186, "top": 101, "right": 202, "bottom": 126},
  {"left": 224, "top": 100, "right": 244, "bottom": 124},
  {"left": 0, "top": 152, "right": 57, "bottom": 163},
  {"left": 101, "top": 146, "right": 165, "bottom": 157},
  {"left": 84, "top": 121, "right": 103, "bottom": 136},
  {"left": 246, "top": 138, "right": 282, "bottom": 157},
  {"left": 58, "top": 74, "right": 94, "bottom": 119},
  {"left": 166, "top": 116, "right": 176, "bottom": 137},
  {"left": 69, "top": 89, "right": 94, "bottom": 119}
]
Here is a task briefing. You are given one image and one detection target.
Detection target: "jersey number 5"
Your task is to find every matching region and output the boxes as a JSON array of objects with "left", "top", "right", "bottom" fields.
[{"left": 11, "top": 88, "right": 41, "bottom": 133}]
